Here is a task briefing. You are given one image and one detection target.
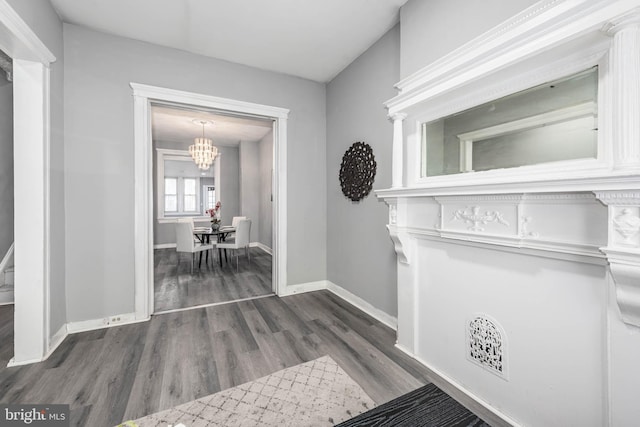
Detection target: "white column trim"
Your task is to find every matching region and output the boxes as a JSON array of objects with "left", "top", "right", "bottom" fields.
[
  {"left": 12, "top": 60, "right": 49, "bottom": 364},
  {"left": 606, "top": 9, "right": 640, "bottom": 171},
  {"left": 390, "top": 113, "right": 407, "bottom": 189}
]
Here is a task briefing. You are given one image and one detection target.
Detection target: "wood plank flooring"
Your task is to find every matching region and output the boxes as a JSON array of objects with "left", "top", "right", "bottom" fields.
[
  {"left": 154, "top": 246, "right": 273, "bottom": 312},
  {"left": 0, "top": 291, "right": 433, "bottom": 427}
]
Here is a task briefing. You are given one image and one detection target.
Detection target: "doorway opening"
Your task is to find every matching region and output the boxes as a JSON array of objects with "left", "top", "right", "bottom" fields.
[
  {"left": 150, "top": 104, "right": 276, "bottom": 313},
  {"left": 131, "top": 83, "right": 289, "bottom": 320},
  {"left": 0, "top": 47, "right": 14, "bottom": 365}
]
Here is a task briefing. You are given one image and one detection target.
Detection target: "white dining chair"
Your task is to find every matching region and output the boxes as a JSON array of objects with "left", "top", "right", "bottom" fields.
[
  {"left": 219, "top": 216, "right": 246, "bottom": 235},
  {"left": 175, "top": 220, "right": 214, "bottom": 274},
  {"left": 217, "top": 218, "right": 251, "bottom": 271}
]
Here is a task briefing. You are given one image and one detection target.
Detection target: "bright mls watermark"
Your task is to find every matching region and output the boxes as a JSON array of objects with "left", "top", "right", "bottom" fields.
[{"left": 0, "top": 405, "right": 69, "bottom": 426}]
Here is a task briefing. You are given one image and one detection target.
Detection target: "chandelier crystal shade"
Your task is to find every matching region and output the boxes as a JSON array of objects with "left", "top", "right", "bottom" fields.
[{"left": 189, "top": 120, "right": 218, "bottom": 170}]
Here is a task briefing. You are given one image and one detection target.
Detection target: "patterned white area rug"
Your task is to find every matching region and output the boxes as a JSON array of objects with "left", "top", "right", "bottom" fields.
[{"left": 120, "top": 356, "right": 375, "bottom": 427}]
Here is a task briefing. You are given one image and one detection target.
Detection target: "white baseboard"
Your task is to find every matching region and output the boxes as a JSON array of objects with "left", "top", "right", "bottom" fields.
[
  {"left": 7, "top": 356, "right": 44, "bottom": 367},
  {"left": 326, "top": 281, "right": 398, "bottom": 330},
  {"left": 0, "top": 289, "right": 14, "bottom": 305},
  {"left": 278, "top": 280, "right": 398, "bottom": 331},
  {"left": 394, "top": 344, "right": 520, "bottom": 427},
  {"left": 279, "top": 280, "right": 329, "bottom": 297},
  {"left": 250, "top": 242, "right": 272, "bottom": 255},
  {"left": 0, "top": 242, "right": 14, "bottom": 274},
  {"left": 154, "top": 243, "right": 176, "bottom": 249},
  {"left": 45, "top": 323, "right": 68, "bottom": 359},
  {"left": 67, "top": 312, "right": 144, "bottom": 334}
]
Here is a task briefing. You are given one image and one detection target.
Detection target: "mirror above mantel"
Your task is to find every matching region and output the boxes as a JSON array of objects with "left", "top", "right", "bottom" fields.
[{"left": 421, "top": 67, "right": 599, "bottom": 177}]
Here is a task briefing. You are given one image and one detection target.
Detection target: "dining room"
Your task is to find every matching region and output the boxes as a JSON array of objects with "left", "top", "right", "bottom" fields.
[{"left": 151, "top": 104, "right": 275, "bottom": 313}]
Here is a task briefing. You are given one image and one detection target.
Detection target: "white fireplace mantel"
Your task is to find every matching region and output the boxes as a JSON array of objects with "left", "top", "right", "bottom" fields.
[
  {"left": 377, "top": 2, "right": 640, "bottom": 425},
  {"left": 378, "top": 0, "right": 640, "bottom": 329}
]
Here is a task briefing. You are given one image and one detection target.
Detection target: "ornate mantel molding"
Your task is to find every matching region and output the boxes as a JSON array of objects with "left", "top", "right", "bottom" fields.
[{"left": 596, "top": 191, "right": 640, "bottom": 326}]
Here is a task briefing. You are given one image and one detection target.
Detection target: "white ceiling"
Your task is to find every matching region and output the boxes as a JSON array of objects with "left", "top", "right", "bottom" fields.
[
  {"left": 152, "top": 105, "right": 273, "bottom": 146},
  {"left": 49, "top": 0, "right": 408, "bottom": 82}
]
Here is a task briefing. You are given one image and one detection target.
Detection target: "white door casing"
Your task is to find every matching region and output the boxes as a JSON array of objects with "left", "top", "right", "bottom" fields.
[{"left": 131, "top": 83, "right": 289, "bottom": 319}]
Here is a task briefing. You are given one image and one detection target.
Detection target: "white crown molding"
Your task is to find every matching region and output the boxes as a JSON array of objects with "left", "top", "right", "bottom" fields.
[
  {"left": 0, "top": 1, "right": 56, "bottom": 65},
  {"left": 389, "top": 0, "right": 626, "bottom": 105}
]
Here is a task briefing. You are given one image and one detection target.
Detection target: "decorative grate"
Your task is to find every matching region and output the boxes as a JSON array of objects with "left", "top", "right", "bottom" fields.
[{"left": 467, "top": 315, "right": 506, "bottom": 378}]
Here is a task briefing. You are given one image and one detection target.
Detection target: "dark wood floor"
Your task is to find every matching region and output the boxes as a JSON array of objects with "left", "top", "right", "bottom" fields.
[
  {"left": 0, "top": 291, "right": 432, "bottom": 427},
  {"left": 154, "top": 246, "right": 273, "bottom": 312}
]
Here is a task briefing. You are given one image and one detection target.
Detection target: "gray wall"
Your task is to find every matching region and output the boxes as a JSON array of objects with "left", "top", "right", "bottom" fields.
[
  {"left": 258, "top": 131, "right": 273, "bottom": 248},
  {"left": 219, "top": 146, "right": 240, "bottom": 228},
  {"left": 239, "top": 133, "right": 274, "bottom": 247},
  {"left": 240, "top": 140, "right": 260, "bottom": 243},
  {"left": 6, "top": 0, "right": 67, "bottom": 335},
  {"left": 152, "top": 140, "right": 239, "bottom": 246},
  {"left": 0, "top": 72, "right": 13, "bottom": 261},
  {"left": 63, "top": 24, "right": 326, "bottom": 322},
  {"left": 400, "top": 0, "right": 539, "bottom": 79},
  {"left": 326, "top": 25, "right": 400, "bottom": 317}
]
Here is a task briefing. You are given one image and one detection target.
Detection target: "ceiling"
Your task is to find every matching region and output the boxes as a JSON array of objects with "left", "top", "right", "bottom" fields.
[
  {"left": 152, "top": 105, "right": 273, "bottom": 146},
  {"left": 49, "top": 0, "right": 408, "bottom": 82}
]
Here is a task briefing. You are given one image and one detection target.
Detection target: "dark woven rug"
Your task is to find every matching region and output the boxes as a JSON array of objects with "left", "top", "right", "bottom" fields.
[{"left": 336, "top": 383, "right": 491, "bottom": 427}]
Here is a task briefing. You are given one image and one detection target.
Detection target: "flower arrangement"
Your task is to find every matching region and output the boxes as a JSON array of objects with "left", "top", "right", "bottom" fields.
[{"left": 206, "top": 201, "right": 222, "bottom": 229}]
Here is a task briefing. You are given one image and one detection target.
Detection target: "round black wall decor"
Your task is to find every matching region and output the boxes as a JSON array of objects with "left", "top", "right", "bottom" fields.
[{"left": 339, "top": 141, "right": 377, "bottom": 202}]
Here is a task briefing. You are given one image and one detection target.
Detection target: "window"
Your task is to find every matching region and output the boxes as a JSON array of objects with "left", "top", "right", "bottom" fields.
[
  {"left": 183, "top": 178, "right": 197, "bottom": 212},
  {"left": 164, "top": 178, "right": 177, "bottom": 212},
  {"left": 163, "top": 177, "right": 200, "bottom": 215},
  {"left": 203, "top": 185, "right": 216, "bottom": 211}
]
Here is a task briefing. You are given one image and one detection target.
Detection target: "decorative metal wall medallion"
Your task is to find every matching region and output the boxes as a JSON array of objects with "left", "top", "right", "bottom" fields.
[
  {"left": 339, "top": 142, "right": 376, "bottom": 202},
  {"left": 467, "top": 315, "right": 506, "bottom": 379},
  {"left": 451, "top": 206, "right": 509, "bottom": 232}
]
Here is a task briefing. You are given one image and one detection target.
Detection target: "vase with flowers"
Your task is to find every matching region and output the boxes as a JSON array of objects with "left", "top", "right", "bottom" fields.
[{"left": 206, "top": 201, "right": 222, "bottom": 230}]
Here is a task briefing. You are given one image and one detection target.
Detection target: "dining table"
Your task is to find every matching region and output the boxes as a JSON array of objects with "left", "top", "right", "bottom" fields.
[{"left": 193, "top": 226, "right": 236, "bottom": 266}]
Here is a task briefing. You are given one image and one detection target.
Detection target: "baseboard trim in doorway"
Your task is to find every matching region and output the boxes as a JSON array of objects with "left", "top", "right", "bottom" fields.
[
  {"left": 153, "top": 293, "right": 275, "bottom": 316},
  {"left": 279, "top": 280, "right": 329, "bottom": 297},
  {"left": 154, "top": 243, "right": 176, "bottom": 249},
  {"left": 7, "top": 323, "right": 67, "bottom": 367},
  {"left": 250, "top": 242, "right": 272, "bottom": 255},
  {"left": 66, "top": 312, "right": 147, "bottom": 334},
  {"left": 44, "top": 323, "right": 68, "bottom": 360}
]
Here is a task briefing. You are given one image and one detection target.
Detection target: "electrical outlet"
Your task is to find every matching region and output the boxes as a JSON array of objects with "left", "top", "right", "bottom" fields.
[{"left": 110, "top": 316, "right": 121, "bottom": 323}]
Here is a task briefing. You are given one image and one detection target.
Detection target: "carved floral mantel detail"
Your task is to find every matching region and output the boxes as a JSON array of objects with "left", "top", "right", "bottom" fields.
[
  {"left": 519, "top": 216, "right": 540, "bottom": 239},
  {"left": 451, "top": 206, "right": 509, "bottom": 232},
  {"left": 613, "top": 209, "right": 640, "bottom": 244}
]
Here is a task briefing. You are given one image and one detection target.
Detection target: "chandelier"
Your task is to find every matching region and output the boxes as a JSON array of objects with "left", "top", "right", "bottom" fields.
[{"left": 189, "top": 120, "right": 218, "bottom": 170}]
